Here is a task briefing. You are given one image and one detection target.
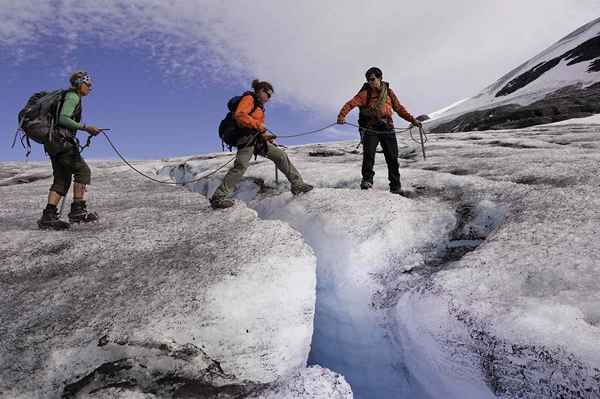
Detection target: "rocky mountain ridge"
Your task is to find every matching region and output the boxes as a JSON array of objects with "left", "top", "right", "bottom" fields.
[{"left": 428, "top": 17, "right": 600, "bottom": 132}]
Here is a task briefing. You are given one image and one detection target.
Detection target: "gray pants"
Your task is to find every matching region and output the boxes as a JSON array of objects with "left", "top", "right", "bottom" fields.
[{"left": 212, "top": 142, "right": 303, "bottom": 199}]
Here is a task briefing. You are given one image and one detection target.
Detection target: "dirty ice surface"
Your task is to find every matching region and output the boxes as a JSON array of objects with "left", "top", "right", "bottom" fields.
[
  {"left": 3, "top": 122, "right": 600, "bottom": 398},
  {"left": 164, "top": 124, "right": 600, "bottom": 398},
  {"left": 0, "top": 158, "right": 351, "bottom": 398}
]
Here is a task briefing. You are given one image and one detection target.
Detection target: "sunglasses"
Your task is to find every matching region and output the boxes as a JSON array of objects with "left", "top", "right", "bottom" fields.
[
  {"left": 263, "top": 90, "right": 272, "bottom": 99},
  {"left": 367, "top": 77, "right": 378, "bottom": 82}
]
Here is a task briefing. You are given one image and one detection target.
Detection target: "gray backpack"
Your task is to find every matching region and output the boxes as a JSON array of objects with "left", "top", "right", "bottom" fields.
[{"left": 13, "top": 90, "right": 81, "bottom": 156}]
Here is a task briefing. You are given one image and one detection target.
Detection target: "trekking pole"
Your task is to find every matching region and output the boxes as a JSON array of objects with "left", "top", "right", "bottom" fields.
[
  {"left": 418, "top": 126, "right": 427, "bottom": 160},
  {"left": 268, "top": 136, "right": 285, "bottom": 184},
  {"left": 57, "top": 197, "right": 66, "bottom": 217},
  {"left": 355, "top": 128, "right": 365, "bottom": 149}
]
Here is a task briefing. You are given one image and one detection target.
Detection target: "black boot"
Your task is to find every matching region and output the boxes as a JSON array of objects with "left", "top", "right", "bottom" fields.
[
  {"left": 68, "top": 200, "right": 99, "bottom": 223},
  {"left": 291, "top": 183, "right": 314, "bottom": 195},
  {"left": 390, "top": 186, "right": 407, "bottom": 196},
  {"left": 38, "top": 204, "right": 70, "bottom": 230},
  {"left": 210, "top": 196, "right": 235, "bottom": 209},
  {"left": 360, "top": 181, "right": 373, "bottom": 190}
]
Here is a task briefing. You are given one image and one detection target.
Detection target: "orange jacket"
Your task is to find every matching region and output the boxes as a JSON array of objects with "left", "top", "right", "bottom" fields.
[
  {"left": 338, "top": 85, "right": 417, "bottom": 124},
  {"left": 234, "top": 94, "right": 265, "bottom": 131}
]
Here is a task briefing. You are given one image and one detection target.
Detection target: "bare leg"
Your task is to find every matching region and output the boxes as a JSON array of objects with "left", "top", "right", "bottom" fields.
[
  {"left": 47, "top": 191, "right": 62, "bottom": 206},
  {"left": 73, "top": 182, "right": 86, "bottom": 201}
]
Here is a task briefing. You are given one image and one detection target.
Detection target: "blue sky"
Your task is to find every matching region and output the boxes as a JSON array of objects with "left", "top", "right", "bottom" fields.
[
  {"left": 0, "top": 45, "right": 338, "bottom": 160},
  {"left": 2, "top": 43, "right": 334, "bottom": 161},
  {"left": 1, "top": 1, "right": 598, "bottom": 161}
]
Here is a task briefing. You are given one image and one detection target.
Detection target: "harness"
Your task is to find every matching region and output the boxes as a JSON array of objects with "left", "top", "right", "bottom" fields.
[{"left": 357, "top": 82, "right": 393, "bottom": 130}]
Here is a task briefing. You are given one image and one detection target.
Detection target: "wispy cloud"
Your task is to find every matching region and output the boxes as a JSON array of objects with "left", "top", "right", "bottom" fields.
[{"left": 1, "top": 0, "right": 598, "bottom": 116}]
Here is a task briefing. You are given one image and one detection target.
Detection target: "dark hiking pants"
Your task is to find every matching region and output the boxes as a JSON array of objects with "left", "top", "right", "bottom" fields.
[
  {"left": 361, "top": 129, "right": 401, "bottom": 190},
  {"left": 45, "top": 142, "right": 91, "bottom": 196}
]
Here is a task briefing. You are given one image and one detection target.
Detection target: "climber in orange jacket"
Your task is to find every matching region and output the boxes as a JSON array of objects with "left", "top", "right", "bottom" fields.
[{"left": 337, "top": 67, "right": 421, "bottom": 194}]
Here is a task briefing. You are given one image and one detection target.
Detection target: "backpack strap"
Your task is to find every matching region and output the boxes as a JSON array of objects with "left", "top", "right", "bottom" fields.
[
  {"left": 57, "top": 89, "right": 86, "bottom": 152},
  {"left": 74, "top": 97, "right": 82, "bottom": 123},
  {"left": 55, "top": 89, "right": 82, "bottom": 124},
  {"left": 24, "top": 136, "right": 32, "bottom": 158},
  {"left": 11, "top": 129, "right": 32, "bottom": 158},
  {"left": 11, "top": 116, "right": 26, "bottom": 149},
  {"left": 55, "top": 90, "right": 68, "bottom": 123}
]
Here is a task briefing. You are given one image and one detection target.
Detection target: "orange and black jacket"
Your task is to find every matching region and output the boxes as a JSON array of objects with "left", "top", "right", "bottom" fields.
[
  {"left": 234, "top": 94, "right": 265, "bottom": 132},
  {"left": 338, "top": 83, "right": 418, "bottom": 126}
]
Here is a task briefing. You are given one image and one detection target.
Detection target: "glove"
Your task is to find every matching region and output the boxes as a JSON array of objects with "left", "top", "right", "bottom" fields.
[
  {"left": 82, "top": 125, "right": 101, "bottom": 135},
  {"left": 261, "top": 131, "right": 276, "bottom": 143}
]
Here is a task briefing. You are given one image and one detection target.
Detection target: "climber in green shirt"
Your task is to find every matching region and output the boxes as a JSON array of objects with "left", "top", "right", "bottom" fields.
[{"left": 38, "top": 71, "right": 102, "bottom": 230}]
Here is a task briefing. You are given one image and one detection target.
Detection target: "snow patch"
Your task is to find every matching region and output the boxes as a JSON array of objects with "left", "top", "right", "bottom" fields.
[{"left": 541, "top": 113, "right": 600, "bottom": 126}]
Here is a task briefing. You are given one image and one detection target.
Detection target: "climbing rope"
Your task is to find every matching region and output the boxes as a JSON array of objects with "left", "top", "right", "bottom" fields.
[
  {"left": 343, "top": 121, "right": 413, "bottom": 135},
  {"left": 342, "top": 122, "right": 428, "bottom": 159},
  {"left": 97, "top": 121, "right": 428, "bottom": 186},
  {"left": 269, "top": 121, "right": 419, "bottom": 138},
  {"left": 101, "top": 130, "right": 239, "bottom": 186},
  {"left": 268, "top": 122, "right": 339, "bottom": 138}
]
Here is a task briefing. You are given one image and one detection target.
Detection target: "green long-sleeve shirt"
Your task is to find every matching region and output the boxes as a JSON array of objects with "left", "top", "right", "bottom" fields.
[{"left": 58, "top": 91, "right": 83, "bottom": 131}]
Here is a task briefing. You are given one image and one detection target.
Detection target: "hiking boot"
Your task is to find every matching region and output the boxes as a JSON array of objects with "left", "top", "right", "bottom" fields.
[
  {"left": 360, "top": 181, "right": 373, "bottom": 190},
  {"left": 390, "top": 186, "right": 406, "bottom": 196},
  {"left": 68, "top": 201, "right": 99, "bottom": 223},
  {"left": 38, "top": 205, "right": 70, "bottom": 230},
  {"left": 291, "top": 183, "right": 314, "bottom": 195},
  {"left": 210, "top": 196, "right": 235, "bottom": 209}
]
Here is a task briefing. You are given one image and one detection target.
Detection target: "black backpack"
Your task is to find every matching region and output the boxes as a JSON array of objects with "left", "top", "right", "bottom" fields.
[
  {"left": 13, "top": 89, "right": 81, "bottom": 156},
  {"left": 218, "top": 92, "right": 260, "bottom": 150}
]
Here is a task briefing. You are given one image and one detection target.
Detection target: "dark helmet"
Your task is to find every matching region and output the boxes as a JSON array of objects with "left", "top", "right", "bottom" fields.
[{"left": 364, "top": 67, "right": 383, "bottom": 79}]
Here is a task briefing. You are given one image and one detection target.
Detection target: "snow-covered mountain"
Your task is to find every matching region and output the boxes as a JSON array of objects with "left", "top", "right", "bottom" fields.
[
  {"left": 428, "top": 17, "right": 600, "bottom": 132},
  {"left": 3, "top": 122, "right": 600, "bottom": 398}
]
